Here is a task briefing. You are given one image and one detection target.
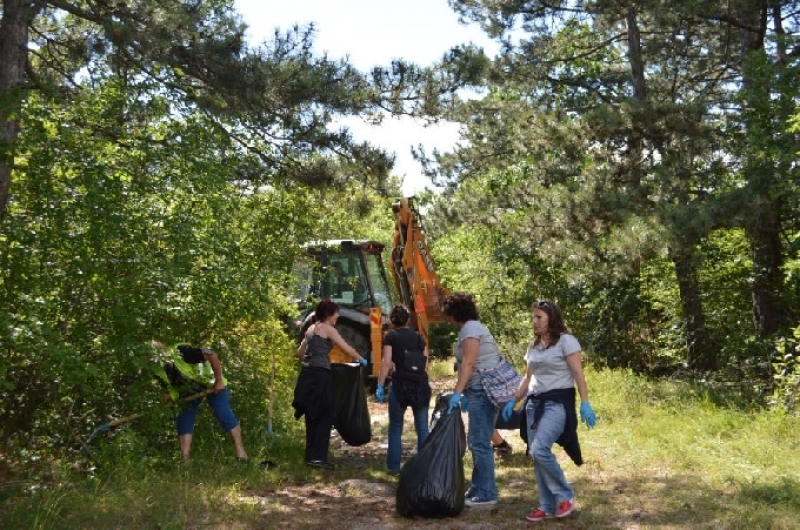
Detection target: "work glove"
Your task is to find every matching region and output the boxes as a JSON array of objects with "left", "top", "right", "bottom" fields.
[
  {"left": 447, "top": 392, "right": 463, "bottom": 415},
  {"left": 502, "top": 399, "right": 517, "bottom": 422},
  {"left": 460, "top": 394, "right": 469, "bottom": 413},
  {"left": 580, "top": 401, "right": 597, "bottom": 428},
  {"left": 359, "top": 357, "right": 368, "bottom": 367},
  {"left": 375, "top": 385, "right": 385, "bottom": 403}
]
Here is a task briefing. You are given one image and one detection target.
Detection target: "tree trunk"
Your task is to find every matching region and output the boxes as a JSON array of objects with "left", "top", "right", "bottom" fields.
[
  {"left": 624, "top": 6, "right": 646, "bottom": 193},
  {"left": 737, "top": 0, "right": 787, "bottom": 336},
  {"left": 0, "top": 1, "right": 37, "bottom": 219},
  {"left": 669, "top": 242, "right": 716, "bottom": 370},
  {"left": 626, "top": 7, "right": 646, "bottom": 103},
  {"left": 749, "top": 200, "right": 786, "bottom": 335}
]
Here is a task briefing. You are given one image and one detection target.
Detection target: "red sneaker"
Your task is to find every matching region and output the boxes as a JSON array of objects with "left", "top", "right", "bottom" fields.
[
  {"left": 556, "top": 498, "right": 576, "bottom": 518},
  {"left": 525, "top": 508, "right": 553, "bottom": 522}
]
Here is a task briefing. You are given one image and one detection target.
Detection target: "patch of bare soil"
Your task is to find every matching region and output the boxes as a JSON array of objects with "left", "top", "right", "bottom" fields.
[{"left": 241, "top": 377, "right": 516, "bottom": 529}]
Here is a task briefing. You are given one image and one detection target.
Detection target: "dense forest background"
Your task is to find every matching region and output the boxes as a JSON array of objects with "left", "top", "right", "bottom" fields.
[{"left": 1, "top": 0, "right": 798, "bottom": 471}]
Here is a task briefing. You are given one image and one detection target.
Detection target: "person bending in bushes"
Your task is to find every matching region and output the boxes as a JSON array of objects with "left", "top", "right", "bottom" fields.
[{"left": 153, "top": 342, "right": 248, "bottom": 464}]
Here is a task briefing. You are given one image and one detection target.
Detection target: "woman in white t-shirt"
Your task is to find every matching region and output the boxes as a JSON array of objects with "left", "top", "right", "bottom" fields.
[{"left": 503, "top": 299, "right": 597, "bottom": 522}]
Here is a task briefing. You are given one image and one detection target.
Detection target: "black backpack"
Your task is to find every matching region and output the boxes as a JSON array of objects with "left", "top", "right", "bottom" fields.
[
  {"left": 398, "top": 348, "right": 426, "bottom": 379},
  {"left": 388, "top": 330, "right": 427, "bottom": 382}
]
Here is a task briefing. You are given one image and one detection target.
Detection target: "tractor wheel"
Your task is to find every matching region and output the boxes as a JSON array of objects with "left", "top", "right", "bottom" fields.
[
  {"left": 335, "top": 321, "right": 371, "bottom": 359},
  {"left": 335, "top": 321, "right": 374, "bottom": 389}
]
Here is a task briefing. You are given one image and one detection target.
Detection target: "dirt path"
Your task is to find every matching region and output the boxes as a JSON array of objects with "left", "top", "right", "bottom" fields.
[{"left": 240, "top": 377, "right": 527, "bottom": 529}]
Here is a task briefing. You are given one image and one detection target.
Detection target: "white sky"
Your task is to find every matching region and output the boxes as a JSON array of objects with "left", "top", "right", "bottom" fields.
[{"left": 233, "top": 0, "right": 497, "bottom": 195}]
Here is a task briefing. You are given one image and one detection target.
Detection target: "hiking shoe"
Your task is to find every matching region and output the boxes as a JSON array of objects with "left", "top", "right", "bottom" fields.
[
  {"left": 306, "top": 460, "right": 335, "bottom": 470},
  {"left": 525, "top": 508, "right": 553, "bottom": 522},
  {"left": 465, "top": 496, "right": 498, "bottom": 508},
  {"left": 493, "top": 440, "right": 513, "bottom": 458},
  {"left": 555, "top": 498, "right": 576, "bottom": 518}
]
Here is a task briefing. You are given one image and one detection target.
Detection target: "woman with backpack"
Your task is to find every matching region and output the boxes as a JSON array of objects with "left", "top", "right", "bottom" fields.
[{"left": 375, "top": 305, "right": 431, "bottom": 474}]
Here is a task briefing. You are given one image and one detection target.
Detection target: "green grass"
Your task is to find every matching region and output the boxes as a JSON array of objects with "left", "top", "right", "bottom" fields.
[
  {"left": 2, "top": 368, "right": 798, "bottom": 529},
  {"left": 427, "top": 358, "right": 457, "bottom": 380}
]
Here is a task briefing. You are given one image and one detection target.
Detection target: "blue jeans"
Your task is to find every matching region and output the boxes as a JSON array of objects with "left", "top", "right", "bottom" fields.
[
  {"left": 464, "top": 385, "right": 499, "bottom": 501},
  {"left": 176, "top": 388, "right": 239, "bottom": 435},
  {"left": 526, "top": 399, "right": 575, "bottom": 513},
  {"left": 387, "top": 384, "right": 429, "bottom": 471}
]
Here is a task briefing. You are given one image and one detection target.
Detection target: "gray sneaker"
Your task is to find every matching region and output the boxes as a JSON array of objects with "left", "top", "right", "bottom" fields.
[{"left": 465, "top": 496, "right": 498, "bottom": 508}]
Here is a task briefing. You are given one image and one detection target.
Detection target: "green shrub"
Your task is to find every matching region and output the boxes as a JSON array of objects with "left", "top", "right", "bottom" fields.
[
  {"left": 427, "top": 322, "right": 458, "bottom": 360},
  {"left": 771, "top": 324, "right": 800, "bottom": 414}
]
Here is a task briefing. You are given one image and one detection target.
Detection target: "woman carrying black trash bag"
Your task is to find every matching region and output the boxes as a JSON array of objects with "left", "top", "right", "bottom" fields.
[
  {"left": 291, "top": 299, "right": 367, "bottom": 469},
  {"left": 375, "top": 305, "right": 431, "bottom": 473},
  {"left": 443, "top": 292, "right": 506, "bottom": 508}
]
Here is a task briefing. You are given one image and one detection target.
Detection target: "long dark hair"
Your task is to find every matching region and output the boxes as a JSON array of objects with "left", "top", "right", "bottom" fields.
[{"left": 533, "top": 299, "right": 568, "bottom": 345}]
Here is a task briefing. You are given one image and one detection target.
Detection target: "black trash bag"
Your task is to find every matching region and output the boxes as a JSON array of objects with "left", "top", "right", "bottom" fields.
[
  {"left": 494, "top": 407, "right": 522, "bottom": 431},
  {"left": 331, "top": 363, "right": 371, "bottom": 446},
  {"left": 396, "top": 392, "right": 466, "bottom": 518}
]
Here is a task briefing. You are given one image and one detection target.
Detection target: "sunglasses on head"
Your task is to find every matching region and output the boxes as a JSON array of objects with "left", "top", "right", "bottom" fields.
[{"left": 535, "top": 300, "right": 550, "bottom": 308}]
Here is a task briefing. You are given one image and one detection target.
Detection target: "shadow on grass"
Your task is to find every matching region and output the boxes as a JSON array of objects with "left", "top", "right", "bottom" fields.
[
  {"left": 6, "top": 447, "right": 798, "bottom": 529},
  {"left": 736, "top": 475, "right": 800, "bottom": 509},
  {"left": 490, "top": 467, "right": 800, "bottom": 530}
]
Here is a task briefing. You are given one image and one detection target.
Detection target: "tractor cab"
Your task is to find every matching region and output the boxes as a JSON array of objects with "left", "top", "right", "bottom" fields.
[{"left": 294, "top": 240, "right": 393, "bottom": 375}]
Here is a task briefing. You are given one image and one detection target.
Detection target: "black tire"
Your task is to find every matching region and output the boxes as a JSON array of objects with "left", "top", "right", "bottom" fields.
[
  {"left": 336, "top": 320, "right": 374, "bottom": 389},
  {"left": 335, "top": 320, "right": 371, "bottom": 359},
  {"left": 299, "top": 318, "right": 374, "bottom": 389},
  {"left": 299, "top": 319, "right": 370, "bottom": 357}
]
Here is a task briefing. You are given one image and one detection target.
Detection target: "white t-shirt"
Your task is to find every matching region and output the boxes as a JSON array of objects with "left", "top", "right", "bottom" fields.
[
  {"left": 525, "top": 333, "right": 581, "bottom": 395},
  {"left": 455, "top": 320, "right": 502, "bottom": 389}
]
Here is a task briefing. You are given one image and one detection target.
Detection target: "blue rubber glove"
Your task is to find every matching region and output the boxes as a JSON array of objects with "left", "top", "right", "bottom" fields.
[
  {"left": 580, "top": 401, "right": 597, "bottom": 428},
  {"left": 359, "top": 357, "right": 368, "bottom": 367},
  {"left": 460, "top": 394, "right": 469, "bottom": 413},
  {"left": 375, "top": 385, "right": 385, "bottom": 403},
  {"left": 502, "top": 399, "right": 517, "bottom": 422},
  {"left": 447, "top": 392, "right": 462, "bottom": 415}
]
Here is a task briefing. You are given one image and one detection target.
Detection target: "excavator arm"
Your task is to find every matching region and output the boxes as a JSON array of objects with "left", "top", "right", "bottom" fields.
[{"left": 390, "top": 197, "right": 451, "bottom": 347}]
